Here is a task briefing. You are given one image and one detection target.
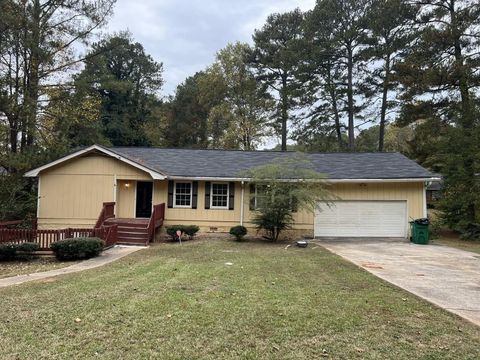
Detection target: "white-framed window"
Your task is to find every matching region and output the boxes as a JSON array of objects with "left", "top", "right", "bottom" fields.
[
  {"left": 174, "top": 182, "right": 192, "bottom": 208},
  {"left": 253, "top": 184, "right": 268, "bottom": 210},
  {"left": 211, "top": 182, "right": 229, "bottom": 209}
]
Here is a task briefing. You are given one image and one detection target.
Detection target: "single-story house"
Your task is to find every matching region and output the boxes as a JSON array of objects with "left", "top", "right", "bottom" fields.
[{"left": 24, "top": 145, "right": 439, "bottom": 243}]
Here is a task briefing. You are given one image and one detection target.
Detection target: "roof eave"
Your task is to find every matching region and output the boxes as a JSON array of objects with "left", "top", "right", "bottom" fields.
[
  {"left": 166, "top": 175, "right": 441, "bottom": 183},
  {"left": 24, "top": 144, "right": 166, "bottom": 180}
]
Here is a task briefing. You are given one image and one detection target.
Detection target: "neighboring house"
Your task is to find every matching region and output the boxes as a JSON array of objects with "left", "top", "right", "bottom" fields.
[
  {"left": 24, "top": 145, "right": 439, "bottom": 242},
  {"left": 426, "top": 181, "right": 442, "bottom": 205}
]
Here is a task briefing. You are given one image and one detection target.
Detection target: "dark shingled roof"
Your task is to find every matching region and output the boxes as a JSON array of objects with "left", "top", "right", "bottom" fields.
[{"left": 108, "top": 147, "right": 436, "bottom": 180}]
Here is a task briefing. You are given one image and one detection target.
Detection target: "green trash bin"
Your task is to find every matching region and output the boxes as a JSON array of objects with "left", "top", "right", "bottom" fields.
[{"left": 410, "top": 218, "right": 429, "bottom": 245}]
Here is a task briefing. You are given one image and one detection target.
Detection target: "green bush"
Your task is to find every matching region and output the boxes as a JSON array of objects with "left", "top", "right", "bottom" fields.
[
  {"left": 0, "top": 242, "right": 40, "bottom": 261},
  {"left": 0, "top": 243, "right": 18, "bottom": 260},
  {"left": 16, "top": 242, "right": 40, "bottom": 259},
  {"left": 50, "top": 237, "right": 104, "bottom": 261},
  {"left": 229, "top": 225, "right": 247, "bottom": 241},
  {"left": 166, "top": 225, "right": 200, "bottom": 241}
]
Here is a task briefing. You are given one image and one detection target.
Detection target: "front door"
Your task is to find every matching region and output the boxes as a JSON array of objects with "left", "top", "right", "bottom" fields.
[{"left": 136, "top": 181, "right": 153, "bottom": 218}]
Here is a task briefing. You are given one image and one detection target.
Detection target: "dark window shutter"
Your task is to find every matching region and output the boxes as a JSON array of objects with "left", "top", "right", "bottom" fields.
[
  {"left": 249, "top": 183, "right": 255, "bottom": 211},
  {"left": 167, "top": 181, "right": 174, "bottom": 208},
  {"left": 228, "top": 182, "right": 235, "bottom": 210},
  {"left": 192, "top": 181, "right": 198, "bottom": 209},
  {"left": 205, "top": 181, "right": 211, "bottom": 209}
]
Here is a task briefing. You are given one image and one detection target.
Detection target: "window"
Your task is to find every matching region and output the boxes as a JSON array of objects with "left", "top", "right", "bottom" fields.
[
  {"left": 254, "top": 184, "right": 268, "bottom": 210},
  {"left": 174, "top": 182, "right": 192, "bottom": 207},
  {"left": 211, "top": 183, "right": 229, "bottom": 209}
]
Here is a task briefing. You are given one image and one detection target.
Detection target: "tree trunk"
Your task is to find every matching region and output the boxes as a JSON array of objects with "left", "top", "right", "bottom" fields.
[
  {"left": 326, "top": 60, "right": 343, "bottom": 149},
  {"left": 378, "top": 54, "right": 391, "bottom": 152},
  {"left": 280, "top": 73, "right": 288, "bottom": 151},
  {"left": 346, "top": 45, "right": 355, "bottom": 151}
]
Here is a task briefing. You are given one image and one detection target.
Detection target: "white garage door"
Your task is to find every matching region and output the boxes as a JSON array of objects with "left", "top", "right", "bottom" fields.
[{"left": 314, "top": 201, "right": 407, "bottom": 238}]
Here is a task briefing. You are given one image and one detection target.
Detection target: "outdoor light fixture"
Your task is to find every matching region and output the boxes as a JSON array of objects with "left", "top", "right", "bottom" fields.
[{"left": 124, "top": 182, "right": 131, "bottom": 188}]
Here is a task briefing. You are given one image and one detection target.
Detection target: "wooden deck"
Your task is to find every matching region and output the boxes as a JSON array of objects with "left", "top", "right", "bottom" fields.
[{"left": 104, "top": 218, "right": 149, "bottom": 227}]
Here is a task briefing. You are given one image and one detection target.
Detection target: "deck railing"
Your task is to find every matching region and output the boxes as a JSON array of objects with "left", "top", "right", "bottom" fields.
[
  {"left": 95, "top": 202, "right": 115, "bottom": 229},
  {"left": 147, "top": 203, "right": 165, "bottom": 241},
  {"left": 0, "top": 225, "right": 118, "bottom": 251}
]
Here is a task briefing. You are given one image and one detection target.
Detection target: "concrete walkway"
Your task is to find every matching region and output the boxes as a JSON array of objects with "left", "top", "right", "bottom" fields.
[
  {"left": 318, "top": 239, "right": 480, "bottom": 327},
  {"left": 0, "top": 245, "right": 144, "bottom": 288}
]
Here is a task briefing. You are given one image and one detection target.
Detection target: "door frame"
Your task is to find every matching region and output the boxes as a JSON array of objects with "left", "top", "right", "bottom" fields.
[{"left": 134, "top": 180, "right": 154, "bottom": 218}]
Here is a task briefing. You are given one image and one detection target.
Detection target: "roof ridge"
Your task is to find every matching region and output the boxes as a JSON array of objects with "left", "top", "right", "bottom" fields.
[{"left": 110, "top": 146, "right": 401, "bottom": 155}]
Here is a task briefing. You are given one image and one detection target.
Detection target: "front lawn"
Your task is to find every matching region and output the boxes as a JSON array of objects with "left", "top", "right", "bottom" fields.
[
  {"left": 0, "top": 257, "right": 76, "bottom": 279},
  {"left": 0, "top": 239, "right": 479, "bottom": 359},
  {"left": 431, "top": 230, "right": 480, "bottom": 255}
]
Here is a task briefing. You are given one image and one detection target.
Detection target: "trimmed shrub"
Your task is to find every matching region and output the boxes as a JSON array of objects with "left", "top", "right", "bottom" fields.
[
  {"left": 50, "top": 237, "right": 104, "bottom": 261},
  {"left": 230, "top": 225, "right": 247, "bottom": 241},
  {"left": 0, "top": 243, "right": 18, "bottom": 260},
  {"left": 166, "top": 225, "right": 200, "bottom": 241},
  {"left": 16, "top": 242, "right": 40, "bottom": 259}
]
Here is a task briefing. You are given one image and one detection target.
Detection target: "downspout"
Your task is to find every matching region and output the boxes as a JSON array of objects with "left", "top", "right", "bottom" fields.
[
  {"left": 423, "top": 181, "right": 428, "bottom": 218},
  {"left": 240, "top": 181, "right": 245, "bottom": 226},
  {"left": 113, "top": 175, "right": 117, "bottom": 216},
  {"left": 36, "top": 176, "right": 41, "bottom": 219}
]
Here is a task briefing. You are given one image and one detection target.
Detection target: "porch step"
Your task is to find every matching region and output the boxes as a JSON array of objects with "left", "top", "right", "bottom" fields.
[{"left": 102, "top": 218, "right": 153, "bottom": 245}]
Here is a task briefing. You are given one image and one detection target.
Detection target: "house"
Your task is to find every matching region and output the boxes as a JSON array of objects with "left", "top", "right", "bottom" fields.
[
  {"left": 426, "top": 180, "right": 442, "bottom": 205},
  {"left": 24, "top": 145, "right": 439, "bottom": 243}
]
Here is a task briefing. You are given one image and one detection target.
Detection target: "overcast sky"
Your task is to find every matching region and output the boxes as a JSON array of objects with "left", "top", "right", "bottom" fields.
[{"left": 107, "top": 0, "right": 316, "bottom": 96}]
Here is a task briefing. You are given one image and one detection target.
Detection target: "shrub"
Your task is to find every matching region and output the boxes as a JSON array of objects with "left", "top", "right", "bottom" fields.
[
  {"left": 50, "top": 237, "right": 104, "bottom": 261},
  {"left": 0, "top": 243, "right": 18, "bottom": 260},
  {"left": 16, "top": 242, "right": 40, "bottom": 259},
  {"left": 166, "top": 225, "right": 200, "bottom": 241},
  {"left": 229, "top": 225, "right": 247, "bottom": 241}
]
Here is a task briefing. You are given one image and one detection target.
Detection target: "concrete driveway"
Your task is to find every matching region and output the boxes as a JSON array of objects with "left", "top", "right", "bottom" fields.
[{"left": 318, "top": 239, "right": 480, "bottom": 326}]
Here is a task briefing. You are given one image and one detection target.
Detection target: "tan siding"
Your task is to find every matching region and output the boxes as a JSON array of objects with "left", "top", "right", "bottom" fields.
[
  {"left": 38, "top": 154, "right": 152, "bottom": 229},
  {"left": 155, "top": 181, "right": 244, "bottom": 232},
  {"left": 37, "top": 153, "right": 425, "bottom": 236}
]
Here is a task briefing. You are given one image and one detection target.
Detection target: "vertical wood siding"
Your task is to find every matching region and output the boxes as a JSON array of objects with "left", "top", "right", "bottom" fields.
[{"left": 37, "top": 154, "right": 426, "bottom": 232}]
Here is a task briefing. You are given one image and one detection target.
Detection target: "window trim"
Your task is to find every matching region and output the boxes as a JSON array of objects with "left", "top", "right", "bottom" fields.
[
  {"left": 173, "top": 181, "right": 193, "bottom": 208},
  {"left": 253, "top": 184, "right": 268, "bottom": 210},
  {"left": 210, "top": 182, "right": 229, "bottom": 209}
]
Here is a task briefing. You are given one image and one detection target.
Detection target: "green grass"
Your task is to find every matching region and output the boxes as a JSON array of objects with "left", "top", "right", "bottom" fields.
[
  {"left": 432, "top": 233, "right": 480, "bottom": 254},
  {"left": 0, "top": 239, "right": 479, "bottom": 359},
  {"left": 0, "top": 257, "right": 76, "bottom": 279}
]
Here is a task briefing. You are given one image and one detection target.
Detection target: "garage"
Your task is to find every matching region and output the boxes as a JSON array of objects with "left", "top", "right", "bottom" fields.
[{"left": 314, "top": 200, "right": 408, "bottom": 238}]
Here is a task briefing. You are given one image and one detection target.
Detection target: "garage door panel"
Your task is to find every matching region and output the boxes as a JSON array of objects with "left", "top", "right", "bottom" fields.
[{"left": 314, "top": 201, "right": 407, "bottom": 238}]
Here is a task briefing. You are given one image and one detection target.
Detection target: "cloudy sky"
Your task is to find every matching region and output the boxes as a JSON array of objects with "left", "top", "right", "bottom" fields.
[{"left": 107, "top": 0, "right": 316, "bottom": 96}]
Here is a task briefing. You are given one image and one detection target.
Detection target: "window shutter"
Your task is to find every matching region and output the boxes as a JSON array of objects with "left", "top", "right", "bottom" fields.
[
  {"left": 192, "top": 181, "right": 198, "bottom": 209},
  {"left": 228, "top": 182, "right": 235, "bottom": 210},
  {"left": 205, "top": 181, "right": 211, "bottom": 209},
  {"left": 249, "top": 183, "right": 255, "bottom": 211},
  {"left": 167, "top": 181, "right": 174, "bottom": 208}
]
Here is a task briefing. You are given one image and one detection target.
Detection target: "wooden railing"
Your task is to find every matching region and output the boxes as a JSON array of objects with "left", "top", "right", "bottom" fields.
[
  {"left": 95, "top": 202, "right": 115, "bottom": 229},
  {"left": 0, "top": 225, "right": 118, "bottom": 251},
  {"left": 147, "top": 203, "right": 165, "bottom": 242}
]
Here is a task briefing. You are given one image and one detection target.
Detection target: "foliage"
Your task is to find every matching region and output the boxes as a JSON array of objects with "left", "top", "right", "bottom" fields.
[
  {"left": 229, "top": 225, "right": 247, "bottom": 241},
  {"left": 0, "top": 242, "right": 39, "bottom": 261},
  {"left": 0, "top": 173, "right": 37, "bottom": 221},
  {"left": 245, "top": 155, "right": 333, "bottom": 241},
  {"left": 0, "top": 0, "right": 115, "bottom": 157},
  {"left": 251, "top": 9, "right": 305, "bottom": 151},
  {"left": 203, "top": 42, "right": 274, "bottom": 150},
  {"left": 75, "top": 33, "right": 164, "bottom": 146},
  {"left": 0, "top": 243, "right": 19, "bottom": 261},
  {"left": 460, "top": 223, "right": 480, "bottom": 241},
  {"left": 396, "top": 0, "right": 480, "bottom": 231},
  {"left": 50, "top": 238, "right": 104, "bottom": 261},
  {"left": 162, "top": 72, "right": 216, "bottom": 148},
  {"left": 165, "top": 225, "right": 200, "bottom": 241}
]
